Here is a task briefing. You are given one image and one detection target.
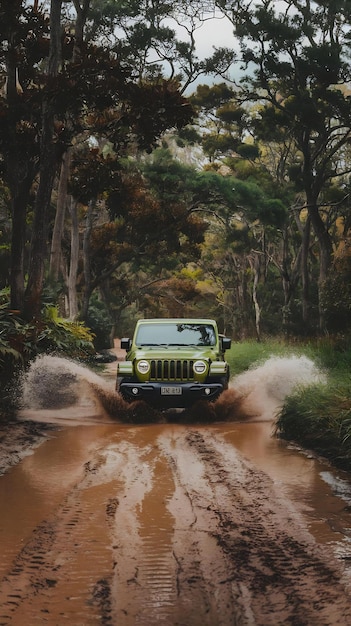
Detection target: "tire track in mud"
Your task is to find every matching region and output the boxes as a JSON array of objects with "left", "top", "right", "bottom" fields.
[
  {"left": 1, "top": 424, "right": 351, "bottom": 626},
  {"left": 160, "top": 428, "right": 351, "bottom": 626},
  {"left": 0, "top": 454, "right": 119, "bottom": 626}
]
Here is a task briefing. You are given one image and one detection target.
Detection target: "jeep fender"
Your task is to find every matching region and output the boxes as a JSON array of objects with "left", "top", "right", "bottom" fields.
[
  {"left": 117, "top": 361, "right": 134, "bottom": 376},
  {"left": 209, "top": 362, "right": 228, "bottom": 376}
]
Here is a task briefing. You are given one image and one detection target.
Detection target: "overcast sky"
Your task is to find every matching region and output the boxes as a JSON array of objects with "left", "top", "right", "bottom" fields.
[
  {"left": 184, "top": 14, "right": 239, "bottom": 93},
  {"left": 193, "top": 14, "right": 236, "bottom": 60}
]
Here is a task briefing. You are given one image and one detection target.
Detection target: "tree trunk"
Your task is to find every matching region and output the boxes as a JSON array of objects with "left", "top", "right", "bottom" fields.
[
  {"left": 50, "top": 149, "right": 71, "bottom": 281},
  {"left": 281, "top": 226, "right": 292, "bottom": 332},
  {"left": 292, "top": 203, "right": 311, "bottom": 331},
  {"left": 249, "top": 254, "right": 261, "bottom": 341},
  {"left": 6, "top": 35, "right": 38, "bottom": 311},
  {"left": 24, "top": 102, "right": 59, "bottom": 319},
  {"left": 68, "top": 197, "right": 79, "bottom": 319},
  {"left": 300, "top": 214, "right": 311, "bottom": 329},
  {"left": 9, "top": 172, "right": 35, "bottom": 310},
  {"left": 306, "top": 198, "right": 333, "bottom": 332},
  {"left": 24, "top": 0, "right": 63, "bottom": 320},
  {"left": 72, "top": 0, "right": 90, "bottom": 60},
  {"left": 81, "top": 198, "right": 95, "bottom": 320}
]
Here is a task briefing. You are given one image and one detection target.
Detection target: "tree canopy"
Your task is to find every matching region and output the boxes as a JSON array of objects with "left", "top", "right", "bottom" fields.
[
  {"left": 0, "top": 0, "right": 351, "bottom": 355},
  {"left": 214, "top": 0, "right": 351, "bottom": 329}
]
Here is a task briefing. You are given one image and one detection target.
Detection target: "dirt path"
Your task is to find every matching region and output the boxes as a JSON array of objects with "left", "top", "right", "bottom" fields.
[
  {"left": 0, "top": 420, "right": 350, "bottom": 625},
  {"left": 1, "top": 351, "right": 350, "bottom": 624}
]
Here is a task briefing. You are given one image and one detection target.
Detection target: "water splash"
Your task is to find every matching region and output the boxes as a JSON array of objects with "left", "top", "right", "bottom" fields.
[
  {"left": 20, "top": 354, "right": 164, "bottom": 424},
  {"left": 218, "top": 355, "right": 326, "bottom": 422},
  {"left": 21, "top": 355, "right": 110, "bottom": 410},
  {"left": 19, "top": 354, "right": 326, "bottom": 424}
]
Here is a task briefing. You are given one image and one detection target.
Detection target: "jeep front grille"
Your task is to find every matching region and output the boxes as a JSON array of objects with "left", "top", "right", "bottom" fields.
[{"left": 150, "top": 359, "right": 194, "bottom": 381}]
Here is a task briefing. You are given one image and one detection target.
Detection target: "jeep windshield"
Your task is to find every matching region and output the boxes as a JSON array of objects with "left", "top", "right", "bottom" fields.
[{"left": 135, "top": 323, "right": 216, "bottom": 347}]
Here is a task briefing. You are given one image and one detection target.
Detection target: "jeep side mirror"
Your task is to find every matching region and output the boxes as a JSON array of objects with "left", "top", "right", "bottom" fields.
[
  {"left": 121, "top": 338, "right": 131, "bottom": 350},
  {"left": 222, "top": 337, "right": 231, "bottom": 351}
]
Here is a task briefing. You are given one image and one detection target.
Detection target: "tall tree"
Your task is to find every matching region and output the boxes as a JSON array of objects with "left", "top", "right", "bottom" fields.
[
  {"left": 1, "top": 0, "right": 198, "bottom": 319},
  {"left": 86, "top": 0, "right": 234, "bottom": 92},
  {"left": 24, "top": 0, "right": 64, "bottom": 319},
  {"left": 215, "top": 0, "right": 351, "bottom": 330},
  {"left": 0, "top": 1, "right": 45, "bottom": 309}
]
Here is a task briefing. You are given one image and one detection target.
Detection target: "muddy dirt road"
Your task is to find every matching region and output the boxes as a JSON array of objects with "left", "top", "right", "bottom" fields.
[{"left": 0, "top": 354, "right": 351, "bottom": 625}]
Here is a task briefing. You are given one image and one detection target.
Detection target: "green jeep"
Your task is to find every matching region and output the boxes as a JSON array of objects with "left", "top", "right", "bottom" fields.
[{"left": 117, "top": 318, "right": 231, "bottom": 408}]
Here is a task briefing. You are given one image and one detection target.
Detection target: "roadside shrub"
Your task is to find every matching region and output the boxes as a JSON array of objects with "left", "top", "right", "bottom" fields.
[
  {"left": 37, "top": 306, "right": 95, "bottom": 359},
  {"left": 86, "top": 296, "right": 113, "bottom": 350},
  {"left": 276, "top": 378, "right": 351, "bottom": 471},
  {"left": 0, "top": 303, "right": 24, "bottom": 419},
  {"left": 0, "top": 301, "right": 95, "bottom": 375}
]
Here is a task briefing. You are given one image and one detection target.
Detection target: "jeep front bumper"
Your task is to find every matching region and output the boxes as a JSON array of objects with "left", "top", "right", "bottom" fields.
[{"left": 119, "top": 381, "right": 224, "bottom": 408}]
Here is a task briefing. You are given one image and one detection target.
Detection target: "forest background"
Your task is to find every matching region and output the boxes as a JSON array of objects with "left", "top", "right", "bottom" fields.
[{"left": 0, "top": 0, "right": 351, "bottom": 395}]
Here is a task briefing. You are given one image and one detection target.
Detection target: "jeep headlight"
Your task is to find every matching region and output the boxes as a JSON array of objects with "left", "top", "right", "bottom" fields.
[
  {"left": 193, "top": 360, "right": 207, "bottom": 375},
  {"left": 137, "top": 360, "right": 150, "bottom": 374}
]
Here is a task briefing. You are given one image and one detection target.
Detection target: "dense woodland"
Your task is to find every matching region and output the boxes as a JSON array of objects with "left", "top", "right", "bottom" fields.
[{"left": 1, "top": 0, "right": 351, "bottom": 377}]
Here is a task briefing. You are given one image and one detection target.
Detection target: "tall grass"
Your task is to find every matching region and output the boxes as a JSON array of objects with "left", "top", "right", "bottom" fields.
[
  {"left": 226, "top": 339, "right": 293, "bottom": 376},
  {"left": 226, "top": 338, "right": 351, "bottom": 472},
  {"left": 276, "top": 377, "right": 351, "bottom": 471}
]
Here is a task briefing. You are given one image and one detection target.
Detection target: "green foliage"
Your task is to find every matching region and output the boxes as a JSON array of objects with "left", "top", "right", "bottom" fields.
[
  {"left": 214, "top": 0, "right": 351, "bottom": 337},
  {"left": 177, "top": 126, "right": 202, "bottom": 145},
  {"left": 322, "top": 257, "right": 351, "bottom": 333},
  {"left": 202, "top": 133, "right": 238, "bottom": 160},
  {"left": 0, "top": 296, "right": 95, "bottom": 374},
  {"left": 190, "top": 83, "right": 237, "bottom": 110},
  {"left": 37, "top": 307, "right": 95, "bottom": 359},
  {"left": 274, "top": 337, "right": 351, "bottom": 471},
  {"left": 2, "top": 0, "right": 351, "bottom": 344},
  {"left": 0, "top": 298, "right": 29, "bottom": 365},
  {"left": 236, "top": 143, "right": 260, "bottom": 161},
  {"left": 276, "top": 380, "right": 351, "bottom": 471},
  {"left": 225, "top": 339, "right": 290, "bottom": 376},
  {"left": 301, "top": 338, "right": 351, "bottom": 373},
  {"left": 86, "top": 296, "right": 113, "bottom": 351},
  {"left": 0, "top": 291, "right": 94, "bottom": 418},
  {"left": 0, "top": 298, "right": 32, "bottom": 418}
]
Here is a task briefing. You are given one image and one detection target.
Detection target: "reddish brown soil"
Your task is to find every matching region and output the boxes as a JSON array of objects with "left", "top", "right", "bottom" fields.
[
  {"left": 0, "top": 348, "right": 350, "bottom": 624},
  {"left": 0, "top": 418, "right": 350, "bottom": 625}
]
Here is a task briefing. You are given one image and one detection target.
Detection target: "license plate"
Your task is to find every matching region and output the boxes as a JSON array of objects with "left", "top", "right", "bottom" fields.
[{"left": 161, "top": 386, "right": 182, "bottom": 395}]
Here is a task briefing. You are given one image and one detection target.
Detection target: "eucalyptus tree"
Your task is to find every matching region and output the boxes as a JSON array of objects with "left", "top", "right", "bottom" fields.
[
  {"left": 214, "top": 0, "right": 351, "bottom": 331},
  {"left": 143, "top": 146, "right": 287, "bottom": 337},
  {"left": 86, "top": 0, "right": 234, "bottom": 92}
]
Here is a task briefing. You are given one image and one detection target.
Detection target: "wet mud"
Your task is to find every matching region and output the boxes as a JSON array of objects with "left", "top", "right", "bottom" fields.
[{"left": 0, "top": 353, "right": 350, "bottom": 625}]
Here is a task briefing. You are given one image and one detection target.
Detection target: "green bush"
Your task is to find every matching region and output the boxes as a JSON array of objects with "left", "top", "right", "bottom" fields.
[
  {"left": 86, "top": 296, "right": 113, "bottom": 350},
  {"left": 276, "top": 378, "right": 351, "bottom": 471},
  {"left": 0, "top": 299, "right": 96, "bottom": 418},
  {"left": 37, "top": 306, "right": 95, "bottom": 358}
]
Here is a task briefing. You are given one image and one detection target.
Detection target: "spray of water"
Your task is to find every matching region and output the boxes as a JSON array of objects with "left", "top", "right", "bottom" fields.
[
  {"left": 20, "top": 353, "right": 326, "bottom": 424},
  {"left": 21, "top": 355, "right": 110, "bottom": 410},
  {"left": 217, "top": 355, "right": 326, "bottom": 422}
]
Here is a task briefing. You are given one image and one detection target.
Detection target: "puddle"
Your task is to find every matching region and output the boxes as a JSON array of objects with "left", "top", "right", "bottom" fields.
[
  {"left": 216, "top": 420, "right": 351, "bottom": 573},
  {"left": 0, "top": 424, "right": 119, "bottom": 580},
  {"left": 1, "top": 352, "right": 350, "bottom": 623},
  {"left": 1, "top": 418, "right": 351, "bottom": 623},
  {"left": 14, "top": 352, "right": 351, "bottom": 567}
]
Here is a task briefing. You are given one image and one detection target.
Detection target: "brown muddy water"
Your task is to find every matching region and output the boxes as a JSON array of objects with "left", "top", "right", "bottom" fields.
[{"left": 1, "top": 354, "right": 351, "bottom": 625}]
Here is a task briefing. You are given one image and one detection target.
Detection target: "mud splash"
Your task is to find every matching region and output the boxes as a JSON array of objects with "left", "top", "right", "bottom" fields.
[
  {"left": 220, "top": 355, "right": 326, "bottom": 422},
  {"left": 20, "top": 353, "right": 326, "bottom": 424}
]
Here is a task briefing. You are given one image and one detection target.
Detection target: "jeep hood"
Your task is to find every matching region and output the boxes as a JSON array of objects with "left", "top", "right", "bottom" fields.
[{"left": 132, "top": 346, "right": 218, "bottom": 360}]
